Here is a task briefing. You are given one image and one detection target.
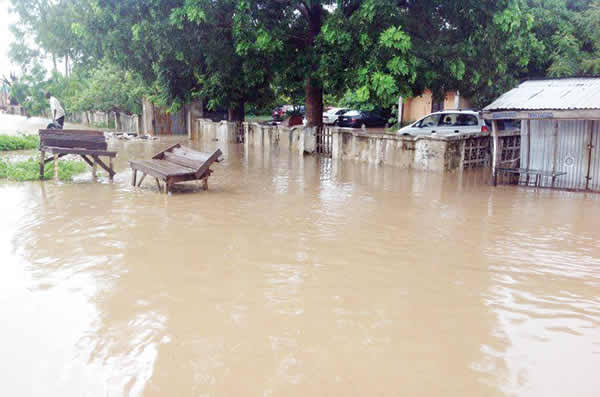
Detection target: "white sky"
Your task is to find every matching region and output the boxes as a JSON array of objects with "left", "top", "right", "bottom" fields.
[{"left": 0, "top": 0, "right": 18, "bottom": 80}]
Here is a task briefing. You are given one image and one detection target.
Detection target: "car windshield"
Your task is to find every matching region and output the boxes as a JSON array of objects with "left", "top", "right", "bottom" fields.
[
  {"left": 335, "top": 109, "right": 347, "bottom": 115},
  {"left": 344, "top": 110, "right": 361, "bottom": 116}
]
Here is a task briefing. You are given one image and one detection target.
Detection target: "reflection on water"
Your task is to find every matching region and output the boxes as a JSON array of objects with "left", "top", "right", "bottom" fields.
[{"left": 1, "top": 131, "right": 599, "bottom": 396}]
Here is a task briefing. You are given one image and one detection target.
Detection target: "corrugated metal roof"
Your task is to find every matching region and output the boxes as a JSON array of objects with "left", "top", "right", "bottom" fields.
[{"left": 484, "top": 78, "right": 600, "bottom": 111}]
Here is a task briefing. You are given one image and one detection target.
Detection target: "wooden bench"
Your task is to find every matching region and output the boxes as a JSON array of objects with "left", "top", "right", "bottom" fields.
[
  {"left": 497, "top": 167, "right": 567, "bottom": 187},
  {"left": 129, "top": 143, "right": 222, "bottom": 194},
  {"left": 39, "top": 129, "right": 117, "bottom": 180}
]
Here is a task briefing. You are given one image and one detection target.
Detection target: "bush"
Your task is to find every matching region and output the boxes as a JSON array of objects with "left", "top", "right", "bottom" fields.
[
  {"left": 0, "top": 135, "right": 40, "bottom": 151},
  {"left": 0, "top": 157, "right": 87, "bottom": 181}
]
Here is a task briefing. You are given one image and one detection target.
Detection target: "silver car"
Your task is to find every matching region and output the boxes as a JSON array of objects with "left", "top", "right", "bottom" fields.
[{"left": 398, "top": 110, "right": 489, "bottom": 137}]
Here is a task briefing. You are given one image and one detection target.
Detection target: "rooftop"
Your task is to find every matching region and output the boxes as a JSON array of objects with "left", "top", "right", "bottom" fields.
[{"left": 483, "top": 78, "right": 600, "bottom": 111}]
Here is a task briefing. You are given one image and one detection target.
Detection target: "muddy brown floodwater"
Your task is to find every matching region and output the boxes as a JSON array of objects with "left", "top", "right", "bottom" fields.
[{"left": 1, "top": 133, "right": 599, "bottom": 396}]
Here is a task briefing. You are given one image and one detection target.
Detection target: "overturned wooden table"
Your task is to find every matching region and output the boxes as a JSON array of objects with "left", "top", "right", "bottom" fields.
[
  {"left": 129, "top": 144, "right": 222, "bottom": 194},
  {"left": 39, "top": 129, "right": 117, "bottom": 180}
]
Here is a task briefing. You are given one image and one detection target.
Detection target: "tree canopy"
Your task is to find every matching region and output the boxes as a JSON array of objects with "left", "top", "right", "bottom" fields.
[{"left": 8, "top": 0, "right": 600, "bottom": 123}]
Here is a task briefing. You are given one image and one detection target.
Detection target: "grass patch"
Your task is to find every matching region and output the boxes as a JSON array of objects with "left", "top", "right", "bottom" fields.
[
  {"left": 0, "top": 157, "right": 87, "bottom": 181},
  {"left": 0, "top": 134, "right": 40, "bottom": 151}
]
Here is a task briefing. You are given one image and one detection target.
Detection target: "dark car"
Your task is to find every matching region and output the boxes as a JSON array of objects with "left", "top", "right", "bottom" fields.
[
  {"left": 272, "top": 105, "right": 304, "bottom": 121},
  {"left": 337, "top": 110, "right": 388, "bottom": 128}
]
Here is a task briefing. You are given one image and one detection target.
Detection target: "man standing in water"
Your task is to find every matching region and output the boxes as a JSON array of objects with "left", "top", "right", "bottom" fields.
[{"left": 46, "top": 92, "right": 65, "bottom": 129}]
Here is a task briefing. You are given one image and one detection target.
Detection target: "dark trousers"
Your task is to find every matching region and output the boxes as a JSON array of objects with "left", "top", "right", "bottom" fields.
[{"left": 56, "top": 116, "right": 64, "bottom": 129}]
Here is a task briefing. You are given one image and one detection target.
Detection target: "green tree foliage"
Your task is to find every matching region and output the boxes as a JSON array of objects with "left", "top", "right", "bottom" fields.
[{"left": 9, "top": 0, "right": 600, "bottom": 124}]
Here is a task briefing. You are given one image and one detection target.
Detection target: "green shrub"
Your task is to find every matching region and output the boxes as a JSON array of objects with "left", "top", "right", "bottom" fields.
[
  {"left": 0, "top": 135, "right": 40, "bottom": 151},
  {"left": 0, "top": 157, "right": 87, "bottom": 181}
]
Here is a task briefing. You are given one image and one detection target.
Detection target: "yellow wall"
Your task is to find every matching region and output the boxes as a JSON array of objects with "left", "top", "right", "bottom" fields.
[{"left": 402, "top": 90, "right": 472, "bottom": 123}]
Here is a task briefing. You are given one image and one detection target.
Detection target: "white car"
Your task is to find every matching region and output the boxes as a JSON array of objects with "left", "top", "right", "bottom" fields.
[
  {"left": 323, "top": 107, "right": 349, "bottom": 125},
  {"left": 398, "top": 110, "right": 489, "bottom": 137}
]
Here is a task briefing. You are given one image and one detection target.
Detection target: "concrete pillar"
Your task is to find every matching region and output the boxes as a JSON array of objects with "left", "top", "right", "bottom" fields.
[
  {"left": 398, "top": 96, "right": 403, "bottom": 125},
  {"left": 454, "top": 90, "right": 460, "bottom": 109}
]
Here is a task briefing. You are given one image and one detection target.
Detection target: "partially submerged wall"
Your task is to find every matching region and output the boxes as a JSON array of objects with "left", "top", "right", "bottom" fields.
[
  {"left": 243, "top": 122, "right": 316, "bottom": 154},
  {"left": 192, "top": 119, "right": 242, "bottom": 143}
]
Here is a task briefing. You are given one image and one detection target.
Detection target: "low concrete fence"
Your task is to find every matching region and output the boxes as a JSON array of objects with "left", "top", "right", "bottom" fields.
[
  {"left": 191, "top": 119, "right": 519, "bottom": 172},
  {"left": 68, "top": 111, "right": 141, "bottom": 133},
  {"left": 332, "top": 128, "right": 520, "bottom": 171},
  {"left": 191, "top": 118, "right": 242, "bottom": 143},
  {"left": 243, "top": 122, "right": 317, "bottom": 154}
]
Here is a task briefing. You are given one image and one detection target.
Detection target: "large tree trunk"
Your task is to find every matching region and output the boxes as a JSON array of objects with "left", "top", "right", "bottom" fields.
[
  {"left": 304, "top": 2, "right": 323, "bottom": 127},
  {"left": 52, "top": 53, "right": 57, "bottom": 73},
  {"left": 227, "top": 100, "right": 245, "bottom": 122},
  {"left": 305, "top": 78, "right": 323, "bottom": 128}
]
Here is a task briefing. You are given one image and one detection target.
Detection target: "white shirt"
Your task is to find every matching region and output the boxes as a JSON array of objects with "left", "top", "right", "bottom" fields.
[{"left": 49, "top": 96, "right": 65, "bottom": 120}]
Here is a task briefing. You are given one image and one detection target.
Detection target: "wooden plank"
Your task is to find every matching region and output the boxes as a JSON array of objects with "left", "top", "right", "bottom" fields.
[
  {"left": 163, "top": 151, "right": 203, "bottom": 169},
  {"left": 172, "top": 146, "right": 222, "bottom": 163},
  {"left": 41, "top": 137, "right": 108, "bottom": 150},
  {"left": 40, "top": 132, "right": 107, "bottom": 142},
  {"left": 41, "top": 146, "right": 117, "bottom": 157},
  {"left": 80, "top": 154, "right": 94, "bottom": 167},
  {"left": 138, "top": 173, "right": 147, "bottom": 187},
  {"left": 92, "top": 155, "right": 115, "bottom": 178},
  {"left": 40, "top": 129, "right": 104, "bottom": 135},
  {"left": 491, "top": 120, "right": 499, "bottom": 186},
  {"left": 43, "top": 153, "right": 67, "bottom": 164},
  {"left": 40, "top": 150, "right": 45, "bottom": 178},
  {"left": 152, "top": 143, "right": 181, "bottom": 160},
  {"left": 53, "top": 154, "right": 58, "bottom": 180},
  {"left": 130, "top": 159, "right": 195, "bottom": 177}
]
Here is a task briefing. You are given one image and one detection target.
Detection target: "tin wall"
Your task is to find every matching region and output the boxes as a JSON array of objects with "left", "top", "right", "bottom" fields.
[{"left": 521, "top": 119, "right": 600, "bottom": 191}]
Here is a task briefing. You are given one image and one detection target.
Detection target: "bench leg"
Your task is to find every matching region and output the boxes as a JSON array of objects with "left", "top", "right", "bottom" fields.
[
  {"left": 166, "top": 179, "right": 173, "bottom": 194},
  {"left": 53, "top": 154, "right": 59, "bottom": 181},
  {"left": 109, "top": 158, "right": 114, "bottom": 181},
  {"left": 138, "top": 173, "right": 147, "bottom": 187},
  {"left": 132, "top": 169, "right": 137, "bottom": 186},
  {"left": 155, "top": 177, "right": 162, "bottom": 193},
  {"left": 40, "top": 150, "right": 45, "bottom": 179},
  {"left": 203, "top": 178, "right": 208, "bottom": 191},
  {"left": 92, "top": 158, "right": 97, "bottom": 180}
]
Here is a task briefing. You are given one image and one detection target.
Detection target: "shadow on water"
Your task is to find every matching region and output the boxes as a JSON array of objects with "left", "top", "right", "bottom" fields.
[{"left": 1, "top": 136, "right": 599, "bottom": 396}]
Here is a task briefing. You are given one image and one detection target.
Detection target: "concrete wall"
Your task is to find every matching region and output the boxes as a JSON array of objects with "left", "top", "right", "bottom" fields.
[
  {"left": 331, "top": 128, "right": 467, "bottom": 171},
  {"left": 242, "top": 122, "right": 316, "bottom": 154},
  {"left": 192, "top": 118, "right": 242, "bottom": 143}
]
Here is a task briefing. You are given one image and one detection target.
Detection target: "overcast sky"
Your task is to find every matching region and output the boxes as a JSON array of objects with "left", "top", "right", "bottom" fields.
[{"left": 0, "top": 0, "right": 18, "bottom": 79}]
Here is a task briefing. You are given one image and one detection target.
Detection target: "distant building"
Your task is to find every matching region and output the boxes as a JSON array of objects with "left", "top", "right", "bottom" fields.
[{"left": 401, "top": 89, "right": 472, "bottom": 123}]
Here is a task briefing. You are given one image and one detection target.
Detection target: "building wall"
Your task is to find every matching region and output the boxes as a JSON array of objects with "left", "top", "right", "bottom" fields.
[{"left": 402, "top": 90, "right": 472, "bottom": 123}]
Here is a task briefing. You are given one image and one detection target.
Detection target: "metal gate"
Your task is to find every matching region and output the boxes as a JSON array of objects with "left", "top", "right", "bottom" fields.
[
  {"left": 316, "top": 125, "right": 333, "bottom": 156},
  {"left": 236, "top": 122, "right": 245, "bottom": 143},
  {"left": 521, "top": 120, "right": 600, "bottom": 192}
]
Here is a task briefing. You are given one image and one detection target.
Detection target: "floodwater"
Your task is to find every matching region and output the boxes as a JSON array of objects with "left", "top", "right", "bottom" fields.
[{"left": 1, "top": 115, "right": 599, "bottom": 396}]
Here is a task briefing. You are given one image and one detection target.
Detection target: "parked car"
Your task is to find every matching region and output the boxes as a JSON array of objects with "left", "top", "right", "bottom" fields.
[
  {"left": 337, "top": 110, "right": 388, "bottom": 128},
  {"left": 272, "top": 105, "right": 305, "bottom": 121},
  {"left": 398, "top": 110, "right": 489, "bottom": 136},
  {"left": 323, "top": 107, "right": 349, "bottom": 125}
]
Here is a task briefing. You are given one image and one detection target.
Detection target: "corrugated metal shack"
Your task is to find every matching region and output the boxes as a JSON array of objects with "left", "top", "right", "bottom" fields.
[{"left": 482, "top": 78, "right": 600, "bottom": 192}]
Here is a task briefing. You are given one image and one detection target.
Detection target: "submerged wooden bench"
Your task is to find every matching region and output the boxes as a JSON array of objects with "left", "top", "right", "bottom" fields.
[
  {"left": 129, "top": 144, "right": 222, "bottom": 194},
  {"left": 497, "top": 167, "right": 567, "bottom": 187},
  {"left": 39, "top": 129, "right": 117, "bottom": 180}
]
